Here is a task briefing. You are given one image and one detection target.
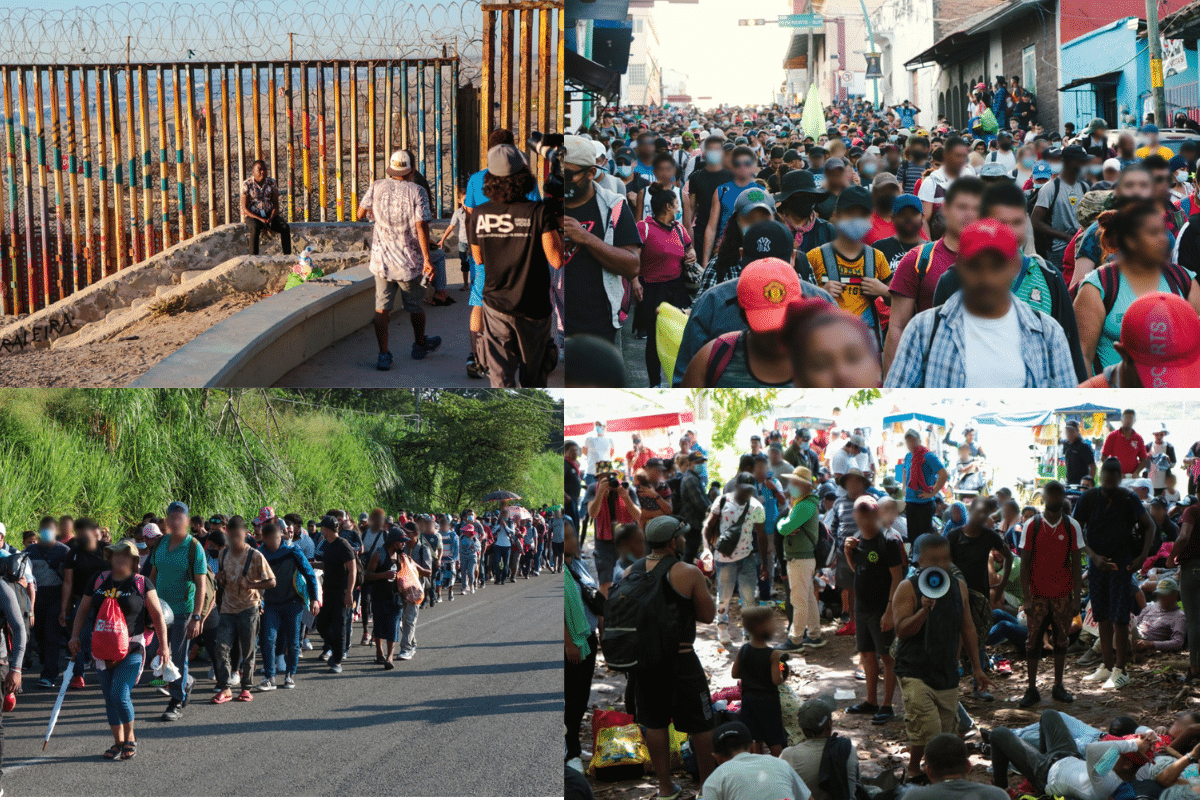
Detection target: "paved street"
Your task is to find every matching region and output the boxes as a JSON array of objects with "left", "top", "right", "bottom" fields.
[{"left": 3, "top": 575, "right": 561, "bottom": 797}]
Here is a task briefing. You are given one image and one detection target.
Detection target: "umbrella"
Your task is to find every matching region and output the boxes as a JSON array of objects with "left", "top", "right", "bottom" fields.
[
  {"left": 43, "top": 660, "right": 74, "bottom": 750},
  {"left": 482, "top": 491, "right": 521, "bottom": 502}
]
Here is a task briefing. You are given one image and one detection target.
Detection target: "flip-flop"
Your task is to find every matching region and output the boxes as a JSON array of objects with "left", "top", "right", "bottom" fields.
[
  {"left": 236, "top": 690, "right": 254, "bottom": 702},
  {"left": 210, "top": 691, "right": 233, "bottom": 704}
]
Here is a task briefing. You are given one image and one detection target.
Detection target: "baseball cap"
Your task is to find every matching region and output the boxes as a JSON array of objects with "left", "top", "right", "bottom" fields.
[
  {"left": 871, "top": 171, "right": 900, "bottom": 190},
  {"left": 645, "top": 515, "right": 689, "bottom": 544},
  {"left": 487, "top": 144, "right": 528, "bottom": 176},
  {"left": 1119, "top": 292, "right": 1200, "bottom": 388},
  {"left": 319, "top": 515, "right": 340, "bottom": 531},
  {"left": 688, "top": 451, "right": 707, "bottom": 463},
  {"left": 1156, "top": 577, "right": 1181, "bottom": 595},
  {"left": 1140, "top": 123, "right": 1160, "bottom": 134},
  {"left": 1061, "top": 144, "right": 1089, "bottom": 162},
  {"left": 1083, "top": 117, "right": 1108, "bottom": 135},
  {"left": 1170, "top": 155, "right": 1189, "bottom": 172},
  {"left": 167, "top": 501, "right": 189, "bottom": 516},
  {"left": 823, "top": 156, "right": 846, "bottom": 171},
  {"left": 959, "top": 218, "right": 1019, "bottom": 261},
  {"left": 258, "top": 506, "right": 275, "bottom": 523},
  {"left": 386, "top": 149, "right": 415, "bottom": 177},
  {"left": 739, "top": 221, "right": 794, "bottom": 267},
  {"left": 141, "top": 523, "right": 163, "bottom": 540},
  {"left": 613, "top": 145, "right": 636, "bottom": 162},
  {"left": 713, "top": 722, "right": 754, "bottom": 754},
  {"left": 358, "top": 512, "right": 370, "bottom": 522},
  {"left": 979, "top": 161, "right": 1012, "bottom": 178},
  {"left": 817, "top": 484, "right": 837, "bottom": 498},
  {"left": 796, "top": 696, "right": 835, "bottom": 733},
  {"left": 563, "top": 135, "right": 598, "bottom": 168},
  {"left": 1032, "top": 161, "right": 1053, "bottom": 180},
  {"left": 734, "top": 472, "right": 756, "bottom": 486},
  {"left": 1065, "top": 419, "right": 1080, "bottom": 430},
  {"left": 833, "top": 185, "right": 871, "bottom": 214},
  {"left": 737, "top": 257, "right": 803, "bottom": 333},
  {"left": 892, "top": 193, "right": 923, "bottom": 215},
  {"left": 644, "top": 457, "right": 665, "bottom": 470},
  {"left": 850, "top": 434, "right": 867, "bottom": 448},
  {"left": 853, "top": 494, "right": 878, "bottom": 511},
  {"left": 734, "top": 186, "right": 776, "bottom": 217}
]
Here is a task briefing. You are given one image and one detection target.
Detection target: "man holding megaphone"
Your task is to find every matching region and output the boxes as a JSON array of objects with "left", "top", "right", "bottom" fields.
[{"left": 891, "top": 534, "right": 989, "bottom": 781}]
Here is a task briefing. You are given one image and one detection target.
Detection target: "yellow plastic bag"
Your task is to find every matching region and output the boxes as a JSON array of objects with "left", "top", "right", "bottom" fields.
[
  {"left": 655, "top": 302, "right": 688, "bottom": 385},
  {"left": 587, "top": 723, "right": 650, "bottom": 781}
]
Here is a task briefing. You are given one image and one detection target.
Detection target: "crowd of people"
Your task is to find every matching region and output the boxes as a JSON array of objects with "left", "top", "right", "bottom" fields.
[
  {"left": 4, "top": 500, "right": 563, "bottom": 769},
  {"left": 564, "top": 410, "right": 1200, "bottom": 800},
  {"left": 562, "top": 99, "right": 1200, "bottom": 389}
]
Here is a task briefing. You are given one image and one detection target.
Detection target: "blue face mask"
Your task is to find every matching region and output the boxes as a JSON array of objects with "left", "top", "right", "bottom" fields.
[
  {"left": 862, "top": 163, "right": 877, "bottom": 176},
  {"left": 705, "top": 150, "right": 723, "bottom": 166},
  {"left": 38, "top": 528, "right": 54, "bottom": 543},
  {"left": 835, "top": 218, "right": 873, "bottom": 243},
  {"left": 616, "top": 164, "right": 634, "bottom": 178},
  {"left": 1021, "top": 156, "right": 1037, "bottom": 170},
  {"left": 1049, "top": 162, "right": 1063, "bottom": 175}
]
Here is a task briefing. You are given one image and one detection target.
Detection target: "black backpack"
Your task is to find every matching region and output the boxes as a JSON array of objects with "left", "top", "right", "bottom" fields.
[
  {"left": 814, "top": 520, "right": 836, "bottom": 569},
  {"left": 601, "top": 555, "right": 681, "bottom": 672},
  {"left": 714, "top": 496, "right": 751, "bottom": 557},
  {"left": 0, "top": 553, "right": 32, "bottom": 631}
]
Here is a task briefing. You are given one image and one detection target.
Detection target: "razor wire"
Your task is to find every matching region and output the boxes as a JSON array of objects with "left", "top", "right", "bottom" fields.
[{"left": 0, "top": 0, "right": 483, "bottom": 79}]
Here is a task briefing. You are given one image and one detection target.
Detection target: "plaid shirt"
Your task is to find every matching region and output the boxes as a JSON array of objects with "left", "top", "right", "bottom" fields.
[
  {"left": 884, "top": 292, "right": 1076, "bottom": 388},
  {"left": 697, "top": 254, "right": 736, "bottom": 294},
  {"left": 242, "top": 177, "right": 279, "bottom": 218}
]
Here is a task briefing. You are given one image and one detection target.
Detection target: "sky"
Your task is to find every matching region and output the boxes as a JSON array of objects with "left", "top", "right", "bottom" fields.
[{"left": 650, "top": 0, "right": 795, "bottom": 108}]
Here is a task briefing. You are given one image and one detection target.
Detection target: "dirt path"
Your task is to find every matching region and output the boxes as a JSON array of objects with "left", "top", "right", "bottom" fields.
[
  {"left": 580, "top": 555, "right": 1197, "bottom": 800},
  {"left": 0, "top": 292, "right": 263, "bottom": 387}
]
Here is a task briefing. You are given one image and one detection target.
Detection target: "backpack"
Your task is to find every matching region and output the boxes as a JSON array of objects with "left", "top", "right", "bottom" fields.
[
  {"left": 703, "top": 331, "right": 742, "bottom": 387},
  {"left": 817, "top": 242, "right": 881, "bottom": 341},
  {"left": 90, "top": 571, "right": 146, "bottom": 662},
  {"left": 1093, "top": 263, "right": 1193, "bottom": 373},
  {"left": 913, "top": 241, "right": 937, "bottom": 292},
  {"left": 713, "top": 495, "right": 752, "bottom": 557},
  {"left": 156, "top": 535, "right": 216, "bottom": 624},
  {"left": 814, "top": 519, "right": 836, "bottom": 569},
  {"left": 1032, "top": 178, "right": 1091, "bottom": 258},
  {"left": 0, "top": 553, "right": 32, "bottom": 635},
  {"left": 600, "top": 554, "right": 682, "bottom": 672}
]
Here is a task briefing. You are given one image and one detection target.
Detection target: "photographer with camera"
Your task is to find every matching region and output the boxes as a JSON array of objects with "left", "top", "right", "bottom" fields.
[{"left": 584, "top": 462, "right": 639, "bottom": 594}]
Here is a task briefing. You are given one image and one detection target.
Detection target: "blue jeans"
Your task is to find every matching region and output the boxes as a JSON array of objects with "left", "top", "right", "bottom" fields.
[
  {"left": 399, "top": 602, "right": 419, "bottom": 654},
  {"left": 432, "top": 247, "right": 447, "bottom": 292},
  {"left": 989, "top": 608, "right": 1028, "bottom": 650},
  {"left": 460, "top": 555, "right": 477, "bottom": 588},
  {"left": 260, "top": 599, "right": 303, "bottom": 679},
  {"left": 166, "top": 616, "right": 192, "bottom": 704},
  {"left": 98, "top": 651, "right": 143, "bottom": 726},
  {"left": 716, "top": 555, "right": 759, "bottom": 626}
]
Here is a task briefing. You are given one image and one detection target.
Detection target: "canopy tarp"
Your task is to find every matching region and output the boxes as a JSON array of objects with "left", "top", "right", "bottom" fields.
[
  {"left": 975, "top": 404, "right": 1121, "bottom": 427},
  {"left": 564, "top": 411, "right": 695, "bottom": 437},
  {"left": 882, "top": 412, "right": 946, "bottom": 428}
]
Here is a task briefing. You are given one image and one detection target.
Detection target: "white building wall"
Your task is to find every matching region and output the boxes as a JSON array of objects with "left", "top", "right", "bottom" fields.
[{"left": 870, "top": 0, "right": 938, "bottom": 125}]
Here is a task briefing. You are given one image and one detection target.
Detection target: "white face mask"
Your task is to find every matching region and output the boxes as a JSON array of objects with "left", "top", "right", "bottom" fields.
[{"left": 1177, "top": 170, "right": 1190, "bottom": 184}]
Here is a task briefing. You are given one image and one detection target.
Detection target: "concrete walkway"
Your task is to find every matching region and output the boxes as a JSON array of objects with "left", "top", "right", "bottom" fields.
[{"left": 274, "top": 251, "right": 564, "bottom": 388}]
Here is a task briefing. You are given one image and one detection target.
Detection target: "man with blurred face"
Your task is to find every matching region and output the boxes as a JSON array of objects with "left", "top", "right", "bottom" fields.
[
  {"left": 704, "top": 145, "right": 759, "bottom": 264},
  {"left": 886, "top": 219, "right": 1075, "bottom": 387},
  {"left": 1072, "top": 165, "right": 1156, "bottom": 287},
  {"left": 864, "top": 172, "right": 901, "bottom": 244},
  {"left": 634, "top": 132, "right": 656, "bottom": 180},
  {"left": 149, "top": 501, "right": 208, "bottom": 721},
  {"left": 873, "top": 194, "right": 927, "bottom": 274}
]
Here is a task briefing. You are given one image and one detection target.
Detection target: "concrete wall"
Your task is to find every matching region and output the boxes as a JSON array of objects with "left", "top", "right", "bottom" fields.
[
  {"left": 0, "top": 222, "right": 371, "bottom": 356},
  {"left": 871, "top": 0, "right": 938, "bottom": 125},
  {"left": 1060, "top": 17, "right": 1142, "bottom": 131},
  {"left": 1001, "top": 8, "right": 1061, "bottom": 129}
]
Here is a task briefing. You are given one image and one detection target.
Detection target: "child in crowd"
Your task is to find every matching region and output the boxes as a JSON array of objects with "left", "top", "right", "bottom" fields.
[
  {"left": 731, "top": 605, "right": 787, "bottom": 756},
  {"left": 438, "top": 184, "right": 471, "bottom": 291}
]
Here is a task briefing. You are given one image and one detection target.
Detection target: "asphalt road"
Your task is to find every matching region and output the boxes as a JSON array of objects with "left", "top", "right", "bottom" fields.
[{"left": 3, "top": 574, "right": 561, "bottom": 797}]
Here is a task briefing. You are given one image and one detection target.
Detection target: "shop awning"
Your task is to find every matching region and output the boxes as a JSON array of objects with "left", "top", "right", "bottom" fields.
[
  {"left": 882, "top": 412, "right": 946, "bottom": 428},
  {"left": 1058, "top": 70, "right": 1122, "bottom": 92},
  {"left": 565, "top": 48, "right": 621, "bottom": 103},
  {"left": 564, "top": 411, "right": 695, "bottom": 437},
  {"left": 1163, "top": 0, "right": 1200, "bottom": 39},
  {"left": 905, "top": 0, "right": 1052, "bottom": 68}
]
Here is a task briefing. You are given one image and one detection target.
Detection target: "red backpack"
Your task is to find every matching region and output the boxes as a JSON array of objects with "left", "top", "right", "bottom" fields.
[{"left": 91, "top": 571, "right": 145, "bottom": 662}]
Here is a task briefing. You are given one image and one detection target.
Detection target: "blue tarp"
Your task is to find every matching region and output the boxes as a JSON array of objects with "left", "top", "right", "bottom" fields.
[
  {"left": 882, "top": 412, "right": 946, "bottom": 428},
  {"left": 975, "top": 404, "right": 1121, "bottom": 428}
]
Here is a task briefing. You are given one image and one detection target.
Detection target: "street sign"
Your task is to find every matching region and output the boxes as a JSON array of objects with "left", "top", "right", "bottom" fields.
[{"left": 778, "top": 13, "right": 823, "bottom": 29}]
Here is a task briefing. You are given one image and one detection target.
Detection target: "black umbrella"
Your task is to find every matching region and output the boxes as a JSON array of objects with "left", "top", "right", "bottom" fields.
[{"left": 482, "top": 490, "right": 522, "bottom": 502}]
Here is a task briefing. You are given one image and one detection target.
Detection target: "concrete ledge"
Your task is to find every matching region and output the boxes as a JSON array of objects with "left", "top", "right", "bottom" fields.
[
  {"left": 0, "top": 221, "right": 373, "bottom": 357},
  {"left": 132, "top": 264, "right": 377, "bottom": 387}
]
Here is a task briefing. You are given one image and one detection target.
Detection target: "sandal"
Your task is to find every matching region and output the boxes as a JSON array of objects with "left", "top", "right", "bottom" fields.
[
  {"left": 383, "top": 660, "right": 395, "bottom": 670},
  {"left": 236, "top": 689, "right": 254, "bottom": 702},
  {"left": 103, "top": 742, "right": 124, "bottom": 760},
  {"left": 649, "top": 784, "right": 694, "bottom": 800},
  {"left": 120, "top": 740, "right": 137, "bottom": 760},
  {"left": 210, "top": 689, "right": 233, "bottom": 704}
]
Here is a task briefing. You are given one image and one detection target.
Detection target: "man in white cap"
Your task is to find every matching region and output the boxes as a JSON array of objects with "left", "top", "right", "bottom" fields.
[
  {"left": 562, "top": 134, "right": 641, "bottom": 347},
  {"left": 357, "top": 148, "right": 441, "bottom": 371},
  {"left": 466, "top": 144, "right": 564, "bottom": 387},
  {"left": 591, "top": 140, "right": 626, "bottom": 196}
]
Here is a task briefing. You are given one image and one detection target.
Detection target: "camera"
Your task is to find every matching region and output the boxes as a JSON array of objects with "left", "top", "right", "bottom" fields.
[{"left": 528, "top": 131, "right": 564, "bottom": 214}]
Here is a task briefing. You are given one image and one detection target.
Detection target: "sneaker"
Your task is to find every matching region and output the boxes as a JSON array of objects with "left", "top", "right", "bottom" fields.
[
  {"left": 717, "top": 624, "right": 733, "bottom": 646},
  {"left": 36, "top": 678, "right": 53, "bottom": 689},
  {"left": 1017, "top": 687, "right": 1041, "bottom": 708},
  {"left": 411, "top": 336, "right": 442, "bottom": 360},
  {"left": 1051, "top": 684, "right": 1075, "bottom": 703},
  {"left": 232, "top": 671, "right": 240, "bottom": 685},
  {"left": 777, "top": 638, "right": 805, "bottom": 652},
  {"left": 846, "top": 702, "right": 879, "bottom": 715},
  {"left": 257, "top": 679, "right": 275, "bottom": 692},
  {"left": 161, "top": 700, "right": 184, "bottom": 722},
  {"left": 360, "top": 636, "right": 371, "bottom": 646},
  {"left": 1077, "top": 648, "right": 1102, "bottom": 668},
  {"left": 320, "top": 649, "right": 332, "bottom": 661},
  {"left": 466, "top": 360, "right": 487, "bottom": 380},
  {"left": 871, "top": 706, "right": 895, "bottom": 725},
  {"left": 801, "top": 636, "right": 827, "bottom": 648},
  {"left": 398, "top": 650, "right": 414, "bottom": 661},
  {"left": 302, "top": 638, "right": 313, "bottom": 651},
  {"left": 376, "top": 351, "right": 394, "bottom": 371},
  {"left": 283, "top": 675, "right": 296, "bottom": 689},
  {"left": 69, "top": 675, "right": 85, "bottom": 690},
  {"left": 1082, "top": 665, "right": 1113, "bottom": 683},
  {"left": 328, "top": 663, "right": 343, "bottom": 674},
  {"left": 1102, "top": 668, "right": 1130, "bottom": 689},
  {"left": 971, "top": 689, "right": 995, "bottom": 702},
  {"left": 835, "top": 620, "right": 856, "bottom": 636}
]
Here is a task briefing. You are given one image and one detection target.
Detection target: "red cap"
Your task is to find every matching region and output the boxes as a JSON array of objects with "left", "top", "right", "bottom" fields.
[
  {"left": 853, "top": 495, "right": 878, "bottom": 511},
  {"left": 959, "top": 219, "right": 1019, "bottom": 261},
  {"left": 737, "top": 258, "right": 802, "bottom": 333},
  {"left": 1119, "top": 292, "right": 1200, "bottom": 388}
]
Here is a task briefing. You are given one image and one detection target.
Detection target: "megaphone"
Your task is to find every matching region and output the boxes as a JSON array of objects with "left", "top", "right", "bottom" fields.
[{"left": 917, "top": 566, "right": 952, "bottom": 599}]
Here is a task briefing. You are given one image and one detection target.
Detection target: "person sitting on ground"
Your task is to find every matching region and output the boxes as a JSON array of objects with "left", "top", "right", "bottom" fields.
[
  {"left": 781, "top": 696, "right": 865, "bottom": 800},
  {"left": 702, "top": 721, "right": 812, "bottom": 800},
  {"left": 731, "top": 605, "right": 788, "bottom": 756},
  {"left": 905, "top": 733, "right": 1010, "bottom": 800},
  {"left": 1133, "top": 577, "right": 1186, "bottom": 654},
  {"left": 991, "top": 708, "right": 1154, "bottom": 800}
]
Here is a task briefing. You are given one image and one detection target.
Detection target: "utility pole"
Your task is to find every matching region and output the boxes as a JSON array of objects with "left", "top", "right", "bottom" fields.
[
  {"left": 857, "top": 0, "right": 878, "bottom": 106},
  {"left": 806, "top": 0, "right": 815, "bottom": 94},
  {"left": 1146, "top": 0, "right": 1167, "bottom": 126}
]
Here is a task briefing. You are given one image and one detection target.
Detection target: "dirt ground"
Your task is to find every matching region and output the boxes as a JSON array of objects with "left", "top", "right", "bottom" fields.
[
  {"left": 0, "top": 292, "right": 263, "bottom": 386},
  {"left": 581, "top": 581, "right": 1199, "bottom": 800}
]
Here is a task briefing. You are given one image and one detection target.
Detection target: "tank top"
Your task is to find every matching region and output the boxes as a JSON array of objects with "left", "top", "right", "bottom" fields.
[
  {"left": 641, "top": 185, "right": 684, "bottom": 223},
  {"left": 657, "top": 557, "right": 697, "bottom": 649},
  {"left": 710, "top": 332, "right": 794, "bottom": 389},
  {"left": 893, "top": 574, "right": 964, "bottom": 691},
  {"left": 737, "top": 643, "right": 777, "bottom": 696},
  {"left": 1082, "top": 268, "right": 1171, "bottom": 369}
]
